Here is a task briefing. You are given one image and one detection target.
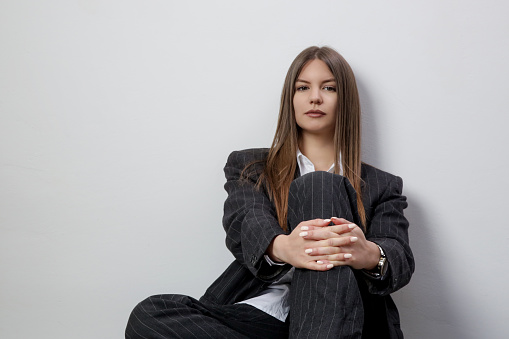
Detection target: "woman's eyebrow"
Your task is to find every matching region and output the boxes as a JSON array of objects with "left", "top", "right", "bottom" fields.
[{"left": 295, "top": 78, "right": 336, "bottom": 83}]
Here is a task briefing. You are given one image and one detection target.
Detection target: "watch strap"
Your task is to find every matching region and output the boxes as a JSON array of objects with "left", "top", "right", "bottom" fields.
[{"left": 364, "top": 243, "right": 387, "bottom": 277}]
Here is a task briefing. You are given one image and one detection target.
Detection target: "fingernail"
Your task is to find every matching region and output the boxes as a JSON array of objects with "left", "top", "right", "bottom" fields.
[
  {"left": 299, "top": 232, "right": 308, "bottom": 237},
  {"left": 344, "top": 253, "right": 352, "bottom": 259},
  {"left": 331, "top": 217, "right": 338, "bottom": 219},
  {"left": 301, "top": 226, "right": 309, "bottom": 231},
  {"left": 351, "top": 236, "right": 358, "bottom": 242},
  {"left": 317, "top": 260, "right": 324, "bottom": 264},
  {"left": 324, "top": 219, "right": 331, "bottom": 223},
  {"left": 349, "top": 224, "right": 356, "bottom": 229},
  {"left": 327, "top": 264, "right": 333, "bottom": 269},
  {"left": 305, "top": 249, "right": 312, "bottom": 254}
]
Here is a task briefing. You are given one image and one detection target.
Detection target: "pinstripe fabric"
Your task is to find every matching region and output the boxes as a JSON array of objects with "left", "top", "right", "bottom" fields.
[
  {"left": 287, "top": 172, "right": 364, "bottom": 338},
  {"left": 126, "top": 294, "right": 288, "bottom": 338},
  {"left": 126, "top": 148, "right": 414, "bottom": 339}
]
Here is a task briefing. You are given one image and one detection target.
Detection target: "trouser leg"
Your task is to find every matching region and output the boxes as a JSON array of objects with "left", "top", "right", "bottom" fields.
[
  {"left": 125, "top": 294, "right": 288, "bottom": 339},
  {"left": 287, "top": 171, "right": 364, "bottom": 339}
]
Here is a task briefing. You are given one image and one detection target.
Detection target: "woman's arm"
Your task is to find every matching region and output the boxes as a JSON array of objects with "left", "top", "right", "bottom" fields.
[
  {"left": 222, "top": 149, "right": 289, "bottom": 282},
  {"left": 362, "top": 175, "right": 414, "bottom": 295}
]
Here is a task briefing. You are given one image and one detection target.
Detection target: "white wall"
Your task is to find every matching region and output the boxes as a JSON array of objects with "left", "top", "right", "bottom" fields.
[{"left": 1, "top": 1, "right": 508, "bottom": 338}]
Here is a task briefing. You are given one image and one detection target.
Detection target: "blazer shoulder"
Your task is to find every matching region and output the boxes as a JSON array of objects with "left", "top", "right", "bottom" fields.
[
  {"left": 226, "top": 148, "right": 270, "bottom": 167},
  {"left": 361, "top": 163, "right": 404, "bottom": 192}
]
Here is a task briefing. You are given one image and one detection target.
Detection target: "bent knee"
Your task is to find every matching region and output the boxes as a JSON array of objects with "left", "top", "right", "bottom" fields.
[
  {"left": 126, "top": 294, "right": 194, "bottom": 338},
  {"left": 295, "top": 170, "right": 345, "bottom": 182}
]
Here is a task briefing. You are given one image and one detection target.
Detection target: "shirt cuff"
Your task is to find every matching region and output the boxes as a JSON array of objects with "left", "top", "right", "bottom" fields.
[{"left": 264, "top": 254, "right": 286, "bottom": 266}]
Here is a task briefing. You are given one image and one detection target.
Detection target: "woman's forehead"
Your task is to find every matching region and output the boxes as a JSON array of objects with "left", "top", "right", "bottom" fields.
[{"left": 297, "top": 59, "right": 335, "bottom": 81}]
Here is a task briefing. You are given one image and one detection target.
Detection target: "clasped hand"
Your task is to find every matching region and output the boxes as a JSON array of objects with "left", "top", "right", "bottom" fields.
[{"left": 269, "top": 217, "right": 379, "bottom": 271}]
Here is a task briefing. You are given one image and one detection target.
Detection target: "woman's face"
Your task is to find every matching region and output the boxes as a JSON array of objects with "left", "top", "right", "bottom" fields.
[{"left": 293, "top": 59, "right": 338, "bottom": 138}]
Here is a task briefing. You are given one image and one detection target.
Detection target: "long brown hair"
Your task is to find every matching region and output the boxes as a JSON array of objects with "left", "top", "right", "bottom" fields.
[{"left": 256, "top": 46, "right": 366, "bottom": 232}]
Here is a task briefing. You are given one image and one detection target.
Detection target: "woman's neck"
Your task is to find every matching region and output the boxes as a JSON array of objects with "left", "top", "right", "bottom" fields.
[{"left": 298, "top": 133, "right": 336, "bottom": 171}]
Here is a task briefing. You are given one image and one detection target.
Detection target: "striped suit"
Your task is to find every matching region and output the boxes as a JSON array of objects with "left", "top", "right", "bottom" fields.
[{"left": 126, "top": 148, "right": 414, "bottom": 338}]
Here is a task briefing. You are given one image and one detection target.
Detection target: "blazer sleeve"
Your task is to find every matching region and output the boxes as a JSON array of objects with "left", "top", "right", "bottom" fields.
[
  {"left": 222, "top": 150, "right": 290, "bottom": 282},
  {"left": 363, "top": 174, "right": 415, "bottom": 296}
]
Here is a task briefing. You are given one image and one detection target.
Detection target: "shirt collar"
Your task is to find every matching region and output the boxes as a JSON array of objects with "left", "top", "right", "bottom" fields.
[{"left": 296, "top": 149, "right": 341, "bottom": 176}]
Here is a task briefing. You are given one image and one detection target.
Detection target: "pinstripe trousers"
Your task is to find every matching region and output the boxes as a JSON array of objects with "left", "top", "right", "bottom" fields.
[
  {"left": 287, "top": 172, "right": 363, "bottom": 338},
  {"left": 125, "top": 294, "right": 288, "bottom": 338},
  {"left": 126, "top": 171, "right": 364, "bottom": 339}
]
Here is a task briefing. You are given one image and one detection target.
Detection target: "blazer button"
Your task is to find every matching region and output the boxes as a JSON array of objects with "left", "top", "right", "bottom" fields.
[{"left": 251, "top": 255, "right": 257, "bottom": 264}]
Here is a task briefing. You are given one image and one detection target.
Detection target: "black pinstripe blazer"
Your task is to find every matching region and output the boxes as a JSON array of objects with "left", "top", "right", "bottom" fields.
[{"left": 200, "top": 148, "right": 414, "bottom": 339}]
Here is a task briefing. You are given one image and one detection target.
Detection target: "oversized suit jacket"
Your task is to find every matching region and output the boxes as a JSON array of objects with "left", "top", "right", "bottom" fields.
[{"left": 200, "top": 148, "right": 415, "bottom": 338}]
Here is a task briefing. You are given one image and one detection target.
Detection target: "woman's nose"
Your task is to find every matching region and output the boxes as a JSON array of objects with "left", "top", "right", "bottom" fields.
[{"left": 309, "top": 89, "right": 322, "bottom": 104}]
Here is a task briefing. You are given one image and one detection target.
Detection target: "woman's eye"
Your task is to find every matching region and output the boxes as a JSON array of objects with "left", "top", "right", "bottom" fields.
[
  {"left": 296, "top": 86, "right": 309, "bottom": 91},
  {"left": 324, "top": 86, "right": 336, "bottom": 92}
]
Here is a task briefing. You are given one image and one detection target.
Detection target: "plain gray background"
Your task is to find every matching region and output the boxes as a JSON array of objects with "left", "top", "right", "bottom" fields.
[{"left": 1, "top": 0, "right": 508, "bottom": 338}]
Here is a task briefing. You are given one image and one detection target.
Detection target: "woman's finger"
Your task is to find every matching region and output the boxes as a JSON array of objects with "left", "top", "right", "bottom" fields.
[
  {"left": 324, "top": 236, "right": 358, "bottom": 247},
  {"left": 326, "top": 253, "right": 353, "bottom": 262},
  {"left": 305, "top": 245, "right": 342, "bottom": 256},
  {"left": 305, "top": 260, "right": 334, "bottom": 271},
  {"left": 299, "top": 227, "right": 341, "bottom": 240},
  {"left": 300, "top": 223, "right": 358, "bottom": 239},
  {"left": 310, "top": 253, "right": 352, "bottom": 262},
  {"left": 330, "top": 217, "right": 351, "bottom": 225},
  {"left": 327, "top": 224, "right": 355, "bottom": 235},
  {"left": 301, "top": 218, "right": 332, "bottom": 227},
  {"left": 304, "top": 237, "right": 356, "bottom": 255},
  {"left": 315, "top": 258, "right": 350, "bottom": 267}
]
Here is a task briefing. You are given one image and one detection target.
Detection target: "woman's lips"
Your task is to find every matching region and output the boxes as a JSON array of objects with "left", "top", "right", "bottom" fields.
[{"left": 305, "top": 110, "right": 325, "bottom": 117}]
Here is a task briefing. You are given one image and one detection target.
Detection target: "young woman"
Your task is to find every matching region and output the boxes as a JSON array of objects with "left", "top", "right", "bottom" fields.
[{"left": 126, "top": 46, "right": 414, "bottom": 339}]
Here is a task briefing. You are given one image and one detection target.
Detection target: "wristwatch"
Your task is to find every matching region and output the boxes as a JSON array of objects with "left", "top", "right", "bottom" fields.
[{"left": 365, "top": 243, "right": 388, "bottom": 277}]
